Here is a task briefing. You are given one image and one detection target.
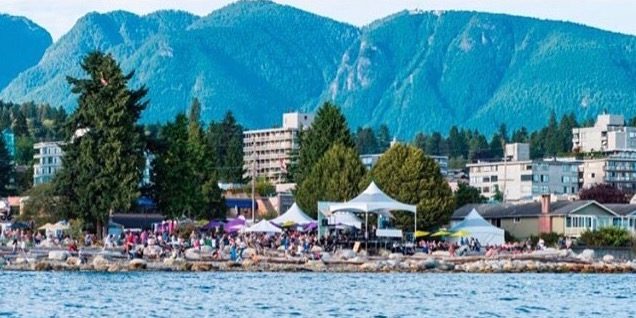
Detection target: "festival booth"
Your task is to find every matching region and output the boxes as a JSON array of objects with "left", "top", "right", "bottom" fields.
[
  {"left": 449, "top": 209, "right": 505, "bottom": 246},
  {"left": 271, "top": 203, "right": 315, "bottom": 227},
  {"left": 242, "top": 220, "right": 282, "bottom": 234},
  {"left": 320, "top": 182, "right": 417, "bottom": 249}
]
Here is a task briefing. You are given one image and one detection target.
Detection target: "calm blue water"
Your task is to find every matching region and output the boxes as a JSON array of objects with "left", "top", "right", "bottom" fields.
[{"left": 0, "top": 272, "right": 634, "bottom": 317}]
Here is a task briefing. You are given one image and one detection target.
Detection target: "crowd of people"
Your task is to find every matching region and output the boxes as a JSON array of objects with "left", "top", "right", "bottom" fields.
[{"left": 1, "top": 223, "right": 580, "bottom": 262}]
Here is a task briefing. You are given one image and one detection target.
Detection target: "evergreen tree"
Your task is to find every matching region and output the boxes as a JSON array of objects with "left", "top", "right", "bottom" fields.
[
  {"left": 376, "top": 124, "right": 391, "bottom": 152},
  {"left": 295, "top": 144, "right": 365, "bottom": 218},
  {"left": 296, "top": 102, "right": 354, "bottom": 184},
  {"left": 55, "top": 52, "right": 147, "bottom": 237},
  {"left": 12, "top": 111, "right": 28, "bottom": 137},
  {"left": 489, "top": 133, "right": 504, "bottom": 160},
  {"left": 153, "top": 115, "right": 199, "bottom": 219},
  {"left": 454, "top": 183, "right": 486, "bottom": 209},
  {"left": 355, "top": 127, "right": 378, "bottom": 154},
  {"left": 0, "top": 136, "right": 13, "bottom": 196},
  {"left": 425, "top": 132, "right": 443, "bottom": 156},
  {"left": 364, "top": 144, "right": 455, "bottom": 230},
  {"left": 511, "top": 127, "right": 529, "bottom": 143},
  {"left": 412, "top": 133, "right": 427, "bottom": 152},
  {"left": 208, "top": 112, "right": 244, "bottom": 183},
  {"left": 447, "top": 126, "right": 466, "bottom": 158}
]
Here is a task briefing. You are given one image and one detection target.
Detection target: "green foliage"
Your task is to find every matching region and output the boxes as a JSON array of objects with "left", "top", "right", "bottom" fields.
[
  {"left": 207, "top": 111, "right": 244, "bottom": 183},
  {"left": 244, "top": 176, "right": 276, "bottom": 197},
  {"left": 364, "top": 144, "right": 455, "bottom": 230},
  {"left": 454, "top": 183, "right": 486, "bottom": 209},
  {"left": 69, "top": 219, "right": 85, "bottom": 241},
  {"left": 355, "top": 127, "right": 379, "bottom": 155},
  {"left": 492, "top": 186, "right": 504, "bottom": 202},
  {"left": 579, "top": 227, "right": 632, "bottom": 247},
  {"left": 295, "top": 144, "right": 366, "bottom": 218},
  {"left": 296, "top": 102, "right": 354, "bottom": 184},
  {"left": 0, "top": 134, "right": 13, "bottom": 196},
  {"left": 529, "top": 232, "right": 561, "bottom": 248},
  {"left": 20, "top": 183, "right": 70, "bottom": 227},
  {"left": 54, "top": 52, "right": 147, "bottom": 236}
]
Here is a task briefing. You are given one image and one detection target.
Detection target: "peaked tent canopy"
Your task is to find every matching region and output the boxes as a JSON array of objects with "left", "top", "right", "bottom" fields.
[
  {"left": 326, "top": 181, "right": 418, "bottom": 242},
  {"left": 328, "top": 182, "right": 416, "bottom": 214},
  {"left": 243, "top": 220, "right": 282, "bottom": 234},
  {"left": 271, "top": 203, "right": 315, "bottom": 226},
  {"left": 449, "top": 209, "right": 505, "bottom": 245}
]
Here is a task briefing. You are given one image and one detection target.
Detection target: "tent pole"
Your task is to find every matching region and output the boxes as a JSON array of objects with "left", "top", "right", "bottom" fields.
[
  {"left": 365, "top": 211, "right": 368, "bottom": 253},
  {"left": 414, "top": 209, "right": 417, "bottom": 243}
]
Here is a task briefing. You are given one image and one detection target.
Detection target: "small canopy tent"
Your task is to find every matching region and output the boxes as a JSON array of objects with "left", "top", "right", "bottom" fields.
[
  {"left": 271, "top": 203, "right": 315, "bottom": 226},
  {"left": 327, "top": 181, "right": 417, "bottom": 242},
  {"left": 449, "top": 209, "right": 505, "bottom": 246},
  {"left": 243, "top": 220, "right": 282, "bottom": 234}
]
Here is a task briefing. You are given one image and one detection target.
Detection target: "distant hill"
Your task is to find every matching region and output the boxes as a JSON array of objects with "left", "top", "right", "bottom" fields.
[
  {"left": 0, "top": 2, "right": 358, "bottom": 129},
  {"left": 2, "top": 1, "right": 636, "bottom": 137},
  {"left": 0, "top": 14, "right": 51, "bottom": 90}
]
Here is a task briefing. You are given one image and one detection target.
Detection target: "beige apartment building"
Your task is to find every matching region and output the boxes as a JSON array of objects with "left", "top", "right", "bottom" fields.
[
  {"left": 572, "top": 114, "right": 636, "bottom": 153},
  {"left": 468, "top": 143, "right": 582, "bottom": 201},
  {"left": 243, "top": 112, "right": 314, "bottom": 184},
  {"left": 581, "top": 151, "right": 636, "bottom": 194}
]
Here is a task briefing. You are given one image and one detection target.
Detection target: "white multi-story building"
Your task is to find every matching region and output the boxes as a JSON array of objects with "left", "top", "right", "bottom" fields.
[
  {"left": 468, "top": 143, "right": 583, "bottom": 201},
  {"left": 360, "top": 153, "right": 449, "bottom": 176},
  {"left": 572, "top": 114, "right": 636, "bottom": 153},
  {"left": 33, "top": 141, "right": 63, "bottom": 185},
  {"left": 581, "top": 151, "right": 636, "bottom": 194},
  {"left": 243, "top": 112, "right": 314, "bottom": 183}
]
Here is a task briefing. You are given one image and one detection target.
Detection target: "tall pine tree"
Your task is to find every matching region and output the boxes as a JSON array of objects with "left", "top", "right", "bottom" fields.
[
  {"left": 55, "top": 52, "right": 147, "bottom": 237},
  {"left": 296, "top": 102, "right": 354, "bottom": 184},
  {"left": 0, "top": 136, "right": 13, "bottom": 197}
]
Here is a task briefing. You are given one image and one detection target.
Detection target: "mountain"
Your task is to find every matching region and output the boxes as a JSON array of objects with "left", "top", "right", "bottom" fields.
[
  {"left": 326, "top": 10, "right": 636, "bottom": 137},
  {"left": 0, "top": 14, "right": 51, "bottom": 90},
  {"left": 0, "top": 1, "right": 359, "bottom": 129},
  {"left": 2, "top": 2, "right": 636, "bottom": 137}
]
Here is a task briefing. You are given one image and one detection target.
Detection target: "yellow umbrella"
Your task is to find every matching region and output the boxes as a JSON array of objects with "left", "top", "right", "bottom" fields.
[
  {"left": 281, "top": 220, "right": 296, "bottom": 228},
  {"left": 431, "top": 229, "right": 451, "bottom": 237},
  {"left": 451, "top": 229, "right": 470, "bottom": 237},
  {"left": 415, "top": 231, "right": 430, "bottom": 238}
]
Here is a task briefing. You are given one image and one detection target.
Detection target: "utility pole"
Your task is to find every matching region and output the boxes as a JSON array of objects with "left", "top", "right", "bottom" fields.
[{"left": 251, "top": 135, "right": 256, "bottom": 223}]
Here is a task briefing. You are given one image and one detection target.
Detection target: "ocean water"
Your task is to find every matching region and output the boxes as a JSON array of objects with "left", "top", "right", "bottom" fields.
[{"left": 0, "top": 272, "right": 634, "bottom": 317}]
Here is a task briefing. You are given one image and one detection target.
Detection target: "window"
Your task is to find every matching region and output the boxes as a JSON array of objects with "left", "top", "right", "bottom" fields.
[
  {"left": 482, "top": 177, "right": 490, "bottom": 182},
  {"left": 533, "top": 175, "right": 540, "bottom": 182},
  {"left": 521, "top": 175, "right": 533, "bottom": 182},
  {"left": 563, "top": 186, "right": 568, "bottom": 194},
  {"left": 482, "top": 187, "right": 490, "bottom": 193},
  {"left": 591, "top": 173, "right": 596, "bottom": 178},
  {"left": 541, "top": 175, "right": 549, "bottom": 182},
  {"left": 513, "top": 217, "right": 521, "bottom": 223}
]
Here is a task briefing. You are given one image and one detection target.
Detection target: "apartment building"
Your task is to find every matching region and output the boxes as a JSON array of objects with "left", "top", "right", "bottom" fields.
[
  {"left": 33, "top": 141, "right": 64, "bottom": 185},
  {"left": 581, "top": 151, "right": 636, "bottom": 194},
  {"left": 572, "top": 114, "right": 636, "bottom": 153},
  {"left": 468, "top": 143, "right": 582, "bottom": 201},
  {"left": 360, "top": 153, "right": 449, "bottom": 176},
  {"left": 243, "top": 112, "right": 314, "bottom": 183}
]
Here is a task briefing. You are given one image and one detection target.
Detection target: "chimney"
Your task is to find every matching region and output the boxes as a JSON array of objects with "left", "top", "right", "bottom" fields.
[
  {"left": 539, "top": 194, "right": 552, "bottom": 233},
  {"left": 540, "top": 194, "right": 551, "bottom": 214}
]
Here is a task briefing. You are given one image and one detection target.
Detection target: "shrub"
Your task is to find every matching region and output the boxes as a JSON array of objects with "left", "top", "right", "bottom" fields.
[
  {"left": 529, "top": 232, "right": 561, "bottom": 248},
  {"left": 579, "top": 227, "right": 631, "bottom": 247}
]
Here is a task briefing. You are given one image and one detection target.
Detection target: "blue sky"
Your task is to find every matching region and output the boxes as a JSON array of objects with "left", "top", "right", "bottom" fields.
[{"left": 2, "top": 0, "right": 635, "bottom": 40}]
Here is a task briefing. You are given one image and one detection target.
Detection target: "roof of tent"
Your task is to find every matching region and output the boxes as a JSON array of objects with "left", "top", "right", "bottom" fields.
[
  {"left": 450, "top": 209, "right": 505, "bottom": 245},
  {"left": 271, "top": 203, "right": 315, "bottom": 225},
  {"left": 243, "top": 220, "right": 282, "bottom": 233},
  {"left": 329, "top": 212, "right": 362, "bottom": 229},
  {"left": 328, "top": 181, "right": 416, "bottom": 214}
]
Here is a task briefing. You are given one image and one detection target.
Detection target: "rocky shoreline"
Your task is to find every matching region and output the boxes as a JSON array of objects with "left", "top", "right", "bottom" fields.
[{"left": 2, "top": 248, "right": 636, "bottom": 274}]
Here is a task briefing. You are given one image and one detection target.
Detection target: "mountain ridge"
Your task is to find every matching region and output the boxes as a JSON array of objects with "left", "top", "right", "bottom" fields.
[{"left": 1, "top": 1, "right": 635, "bottom": 137}]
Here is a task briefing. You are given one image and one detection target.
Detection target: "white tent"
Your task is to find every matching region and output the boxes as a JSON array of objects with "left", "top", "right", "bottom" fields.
[
  {"left": 449, "top": 209, "right": 505, "bottom": 245},
  {"left": 329, "top": 212, "right": 362, "bottom": 229},
  {"left": 271, "top": 203, "right": 315, "bottom": 225},
  {"left": 243, "top": 220, "right": 282, "bottom": 234},
  {"left": 328, "top": 181, "right": 417, "bottom": 241}
]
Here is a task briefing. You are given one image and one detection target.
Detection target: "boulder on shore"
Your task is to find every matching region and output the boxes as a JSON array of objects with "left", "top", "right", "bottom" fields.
[
  {"left": 338, "top": 249, "right": 356, "bottom": 260},
  {"left": 48, "top": 250, "right": 69, "bottom": 261},
  {"left": 128, "top": 259, "right": 147, "bottom": 270},
  {"left": 66, "top": 257, "right": 81, "bottom": 267},
  {"left": 603, "top": 254, "right": 615, "bottom": 263},
  {"left": 577, "top": 249, "right": 595, "bottom": 262},
  {"left": 92, "top": 255, "right": 111, "bottom": 271},
  {"left": 185, "top": 248, "right": 202, "bottom": 260}
]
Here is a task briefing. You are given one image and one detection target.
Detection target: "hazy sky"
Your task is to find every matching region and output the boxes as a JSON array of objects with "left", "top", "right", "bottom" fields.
[{"left": 2, "top": 0, "right": 635, "bottom": 41}]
